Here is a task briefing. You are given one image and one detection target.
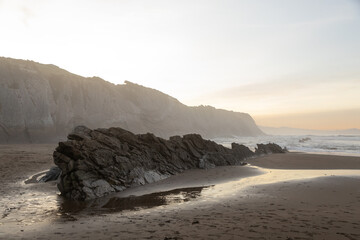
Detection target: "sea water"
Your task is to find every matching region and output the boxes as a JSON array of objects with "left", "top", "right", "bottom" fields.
[{"left": 213, "top": 135, "right": 360, "bottom": 157}]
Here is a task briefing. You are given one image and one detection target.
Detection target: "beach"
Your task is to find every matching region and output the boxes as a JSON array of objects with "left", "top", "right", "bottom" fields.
[{"left": 1, "top": 144, "right": 360, "bottom": 239}]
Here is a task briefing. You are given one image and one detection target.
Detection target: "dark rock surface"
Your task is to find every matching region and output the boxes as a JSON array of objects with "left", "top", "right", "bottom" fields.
[
  {"left": 39, "top": 166, "right": 62, "bottom": 183},
  {"left": 255, "top": 143, "right": 287, "bottom": 155},
  {"left": 54, "top": 126, "right": 285, "bottom": 200}
]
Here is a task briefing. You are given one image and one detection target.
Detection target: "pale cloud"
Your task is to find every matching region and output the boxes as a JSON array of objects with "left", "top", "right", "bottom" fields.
[
  {"left": 254, "top": 109, "right": 360, "bottom": 130},
  {"left": 187, "top": 77, "right": 360, "bottom": 116},
  {"left": 19, "top": 5, "right": 35, "bottom": 26}
]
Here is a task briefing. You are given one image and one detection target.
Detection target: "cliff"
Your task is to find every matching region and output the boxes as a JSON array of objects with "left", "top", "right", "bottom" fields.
[{"left": 0, "top": 57, "right": 263, "bottom": 143}]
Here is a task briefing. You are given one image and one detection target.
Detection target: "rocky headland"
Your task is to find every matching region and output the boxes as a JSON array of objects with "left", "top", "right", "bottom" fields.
[
  {"left": 54, "top": 126, "right": 286, "bottom": 200},
  {"left": 0, "top": 57, "right": 263, "bottom": 143}
]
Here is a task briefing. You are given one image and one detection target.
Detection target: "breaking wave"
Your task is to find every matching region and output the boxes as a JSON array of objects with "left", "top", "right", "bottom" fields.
[{"left": 213, "top": 135, "right": 360, "bottom": 157}]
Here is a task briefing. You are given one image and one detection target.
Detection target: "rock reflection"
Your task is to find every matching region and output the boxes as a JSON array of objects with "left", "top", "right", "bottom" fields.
[{"left": 58, "top": 186, "right": 209, "bottom": 220}]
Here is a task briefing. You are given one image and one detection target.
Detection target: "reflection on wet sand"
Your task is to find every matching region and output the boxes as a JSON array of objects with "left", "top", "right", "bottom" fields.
[
  {"left": 58, "top": 186, "right": 209, "bottom": 220},
  {"left": 50, "top": 167, "right": 360, "bottom": 223},
  {"left": 2, "top": 166, "right": 360, "bottom": 231}
]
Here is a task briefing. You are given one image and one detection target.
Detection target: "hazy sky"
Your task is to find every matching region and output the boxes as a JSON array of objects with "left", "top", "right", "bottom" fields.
[{"left": 1, "top": 0, "right": 359, "bottom": 129}]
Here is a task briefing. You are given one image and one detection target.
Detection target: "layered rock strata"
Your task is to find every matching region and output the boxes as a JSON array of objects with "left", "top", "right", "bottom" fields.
[
  {"left": 0, "top": 57, "right": 263, "bottom": 143},
  {"left": 54, "top": 126, "right": 285, "bottom": 200}
]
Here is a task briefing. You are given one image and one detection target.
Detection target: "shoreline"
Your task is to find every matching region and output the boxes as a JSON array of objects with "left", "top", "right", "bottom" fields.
[
  {"left": 1, "top": 145, "right": 360, "bottom": 239},
  {"left": 246, "top": 152, "right": 360, "bottom": 169},
  {"left": 289, "top": 150, "right": 360, "bottom": 158}
]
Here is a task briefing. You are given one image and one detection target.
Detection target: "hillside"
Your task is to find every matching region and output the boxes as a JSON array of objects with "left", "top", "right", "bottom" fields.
[{"left": 0, "top": 57, "right": 263, "bottom": 143}]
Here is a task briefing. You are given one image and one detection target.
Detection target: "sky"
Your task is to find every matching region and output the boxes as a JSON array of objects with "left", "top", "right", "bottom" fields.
[{"left": 0, "top": 0, "right": 359, "bottom": 130}]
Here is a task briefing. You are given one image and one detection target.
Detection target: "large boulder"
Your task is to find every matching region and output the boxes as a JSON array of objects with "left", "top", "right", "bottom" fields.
[{"left": 54, "top": 126, "right": 284, "bottom": 200}]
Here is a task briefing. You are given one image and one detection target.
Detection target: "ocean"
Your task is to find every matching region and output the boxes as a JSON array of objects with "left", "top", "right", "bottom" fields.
[{"left": 213, "top": 135, "right": 360, "bottom": 157}]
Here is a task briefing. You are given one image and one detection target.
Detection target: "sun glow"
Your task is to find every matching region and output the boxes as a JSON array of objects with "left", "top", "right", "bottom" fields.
[{"left": 1, "top": 0, "right": 359, "bottom": 130}]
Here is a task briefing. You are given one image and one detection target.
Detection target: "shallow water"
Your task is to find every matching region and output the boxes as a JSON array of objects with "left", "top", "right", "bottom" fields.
[
  {"left": 58, "top": 186, "right": 209, "bottom": 221},
  {"left": 16, "top": 177, "right": 208, "bottom": 223},
  {"left": 213, "top": 135, "right": 360, "bottom": 156},
  {"left": 2, "top": 166, "right": 360, "bottom": 232}
]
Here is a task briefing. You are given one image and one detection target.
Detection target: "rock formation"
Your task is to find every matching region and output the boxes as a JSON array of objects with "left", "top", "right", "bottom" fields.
[
  {"left": 54, "top": 126, "right": 285, "bottom": 200},
  {"left": 38, "top": 166, "right": 61, "bottom": 183},
  {"left": 0, "top": 57, "right": 263, "bottom": 143},
  {"left": 255, "top": 143, "right": 288, "bottom": 155}
]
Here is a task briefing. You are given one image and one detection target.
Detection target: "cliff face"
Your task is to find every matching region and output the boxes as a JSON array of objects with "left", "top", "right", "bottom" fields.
[{"left": 0, "top": 57, "right": 263, "bottom": 143}]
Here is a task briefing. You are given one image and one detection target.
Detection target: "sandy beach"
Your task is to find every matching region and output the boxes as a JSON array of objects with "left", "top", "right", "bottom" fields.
[{"left": 1, "top": 144, "right": 360, "bottom": 240}]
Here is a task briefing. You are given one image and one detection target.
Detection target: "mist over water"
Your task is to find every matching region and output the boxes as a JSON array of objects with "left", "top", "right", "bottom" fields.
[{"left": 214, "top": 135, "right": 360, "bottom": 157}]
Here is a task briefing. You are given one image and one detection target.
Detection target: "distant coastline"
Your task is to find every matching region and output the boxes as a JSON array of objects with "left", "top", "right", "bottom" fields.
[{"left": 259, "top": 126, "right": 360, "bottom": 136}]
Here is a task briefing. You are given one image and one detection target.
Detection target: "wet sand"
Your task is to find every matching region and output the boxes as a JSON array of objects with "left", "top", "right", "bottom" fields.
[
  {"left": 247, "top": 152, "right": 360, "bottom": 169},
  {"left": 1, "top": 145, "right": 360, "bottom": 239}
]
